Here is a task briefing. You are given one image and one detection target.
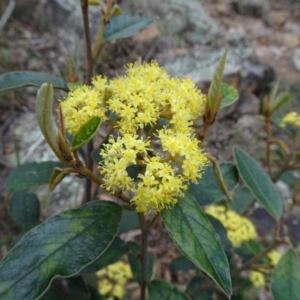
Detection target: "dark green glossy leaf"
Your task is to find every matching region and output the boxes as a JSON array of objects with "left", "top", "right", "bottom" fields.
[
  {"left": 206, "top": 215, "right": 232, "bottom": 256},
  {"left": 71, "top": 117, "right": 101, "bottom": 151},
  {"left": 230, "top": 186, "right": 253, "bottom": 215},
  {"left": 0, "top": 201, "right": 122, "bottom": 300},
  {"left": 271, "top": 249, "right": 300, "bottom": 300},
  {"left": 148, "top": 280, "right": 190, "bottom": 300},
  {"left": 80, "top": 237, "right": 129, "bottom": 274},
  {"left": 235, "top": 240, "right": 263, "bottom": 262},
  {"left": 127, "top": 242, "right": 153, "bottom": 284},
  {"left": 186, "top": 276, "right": 214, "bottom": 300},
  {"left": 104, "top": 14, "right": 155, "bottom": 41},
  {"left": 0, "top": 71, "right": 68, "bottom": 92},
  {"left": 9, "top": 191, "right": 40, "bottom": 230},
  {"left": 233, "top": 147, "right": 282, "bottom": 220},
  {"left": 118, "top": 210, "right": 139, "bottom": 234},
  {"left": 40, "top": 277, "right": 90, "bottom": 300},
  {"left": 64, "top": 277, "right": 90, "bottom": 300},
  {"left": 5, "top": 161, "right": 63, "bottom": 193},
  {"left": 220, "top": 84, "right": 239, "bottom": 108},
  {"left": 170, "top": 256, "right": 195, "bottom": 272},
  {"left": 187, "top": 163, "right": 238, "bottom": 206},
  {"left": 162, "top": 193, "right": 232, "bottom": 297}
]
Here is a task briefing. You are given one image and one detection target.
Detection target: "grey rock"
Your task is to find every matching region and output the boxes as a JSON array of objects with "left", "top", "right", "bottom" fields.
[
  {"left": 232, "top": 0, "right": 270, "bottom": 17},
  {"left": 128, "top": 0, "right": 223, "bottom": 45}
]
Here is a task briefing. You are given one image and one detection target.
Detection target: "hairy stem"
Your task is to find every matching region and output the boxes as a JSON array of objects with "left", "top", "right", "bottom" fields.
[{"left": 81, "top": 0, "right": 94, "bottom": 202}]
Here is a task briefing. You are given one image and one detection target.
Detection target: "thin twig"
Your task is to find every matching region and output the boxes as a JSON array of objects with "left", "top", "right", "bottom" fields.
[
  {"left": 231, "top": 239, "right": 282, "bottom": 277},
  {"left": 80, "top": 0, "right": 94, "bottom": 202},
  {"left": 0, "top": 0, "right": 15, "bottom": 33}
]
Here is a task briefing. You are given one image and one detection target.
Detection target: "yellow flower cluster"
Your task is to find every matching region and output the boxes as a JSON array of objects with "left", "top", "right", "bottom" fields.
[
  {"left": 108, "top": 61, "right": 206, "bottom": 133},
  {"left": 268, "top": 249, "right": 281, "bottom": 266},
  {"left": 205, "top": 205, "right": 257, "bottom": 248},
  {"left": 61, "top": 61, "right": 208, "bottom": 213},
  {"left": 280, "top": 112, "right": 300, "bottom": 129},
  {"left": 249, "top": 271, "right": 265, "bottom": 289},
  {"left": 249, "top": 250, "right": 282, "bottom": 289},
  {"left": 60, "top": 76, "right": 108, "bottom": 134},
  {"left": 96, "top": 261, "right": 132, "bottom": 300}
]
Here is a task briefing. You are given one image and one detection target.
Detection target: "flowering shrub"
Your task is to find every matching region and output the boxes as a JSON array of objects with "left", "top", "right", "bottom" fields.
[{"left": 1, "top": 1, "right": 300, "bottom": 300}]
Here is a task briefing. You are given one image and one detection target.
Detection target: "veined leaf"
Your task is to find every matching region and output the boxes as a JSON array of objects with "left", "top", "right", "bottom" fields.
[
  {"left": 271, "top": 249, "right": 300, "bottom": 300},
  {"left": 0, "top": 71, "right": 69, "bottom": 92},
  {"left": 187, "top": 163, "right": 238, "bottom": 206},
  {"left": 71, "top": 117, "right": 101, "bottom": 151},
  {"left": 104, "top": 14, "right": 155, "bottom": 41},
  {"left": 162, "top": 193, "right": 232, "bottom": 297},
  {"left": 0, "top": 201, "right": 122, "bottom": 300},
  {"left": 9, "top": 191, "right": 40, "bottom": 230},
  {"left": 233, "top": 147, "right": 282, "bottom": 220},
  {"left": 148, "top": 280, "right": 190, "bottom": 300},
  {"left": 5, "top": 161, "right": 63, "bottom": 193},
  {"left": 220, "top": 84, "right": 239, "bottom": 108}
]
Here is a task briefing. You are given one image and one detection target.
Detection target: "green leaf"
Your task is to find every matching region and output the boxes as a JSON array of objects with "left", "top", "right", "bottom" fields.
[
  {"left": 49, "top": 167, "right": 66, "bottom": 191},
  {"left": 118, "top": 210, "right": 139, "bottom": 234},
  {"left": 206, "top": 215, "right": 232, "bottom": 256},
  {"left": 186, "top": 276, "right": 214, "bottom": 300},
  {"left": 127, "top": 242, "right": 154, "bottom": 284},
  {"left": 63, "top": 277, "right": 90, "bottom": 300},
  {"left": 91, "top": 146, "right": 104, "bottom": 165},
  {"left": 0, "top": 71, "right": 69, "bottom": 92},
  {"left": 9, "top": 191, "right": 40, "bottom": 230},
  {"left": 170, "top": 256, "right": 195, "bottom": 272},
  {"left": 0, "top": 201, "right": 122, "bottom": 300},
  {"left": 36, "top": 83, "right": 61, "bottom": 158},
  {"left": 5, "top": 161, "right": 63, "bottom": 193},
  {"left": 233, "top": 147, "right": 282, "bottom": 220},
  {"left": 80, "top": 237, "right": 129, "bottom": 274},
  {"left": 272, "top": 114, "right": 296, "bottom": 137},
  {"left": 148, "top": 280, "right": 190, "bottom": 300},
  {"left": 270, "top": 91, "right": 291, "bottom": 115},
  {"left": 40, "top": 277, "right": 90, "bottom": 300},
  {"left": 220, "top": 84, "right": 239, "bottom": 108},
  {"left": 271, "top": 248, "right": 300, "bottom": 300},
  {"left": 71, "top": 117, "right": 101, "bottom": 151},
  {"left": 278, "top": 170, "right": 299, "bottom": 185},
  {"left": 207, "top": 51, "right": 227, "bottom": 114},
  {"left": 230, "top": 186, "right": 253, "bottom": 215},
  {"left": 187, "top": 163, "right": 238, "bottom": 206},
  {"left": 104, "top": 14, "right": 155, "bottom": 41},
  {"left": 235, "top": 240, "right": 263, "bottom": 262},
  {"left": 161, "top": 193, "right": 232, "bottom": 297}
]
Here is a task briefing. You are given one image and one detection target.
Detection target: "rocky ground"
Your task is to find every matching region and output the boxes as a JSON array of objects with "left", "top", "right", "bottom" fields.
[{"left": 0, "top": 0, "right": 300, "bottom": 298}]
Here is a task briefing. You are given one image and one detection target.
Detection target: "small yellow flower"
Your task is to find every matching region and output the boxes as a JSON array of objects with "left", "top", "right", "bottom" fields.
[
  {"left": 206, "top": 205, "right": 257, "bottom": 247},
  {"left": 60, "top": 76, "right": 108, "bottom": 134},
  {"left": 250, "top": 270, "right": 266, "bottom": 289},
  {"left": 96, "top": 261, "right": 132, "bottom": 299},
  {"left": 280, "top": 112, "right": 300, "bottom": 129},
  {"left": 268, "top": 250, "right": 281, "bottom": 266}
]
